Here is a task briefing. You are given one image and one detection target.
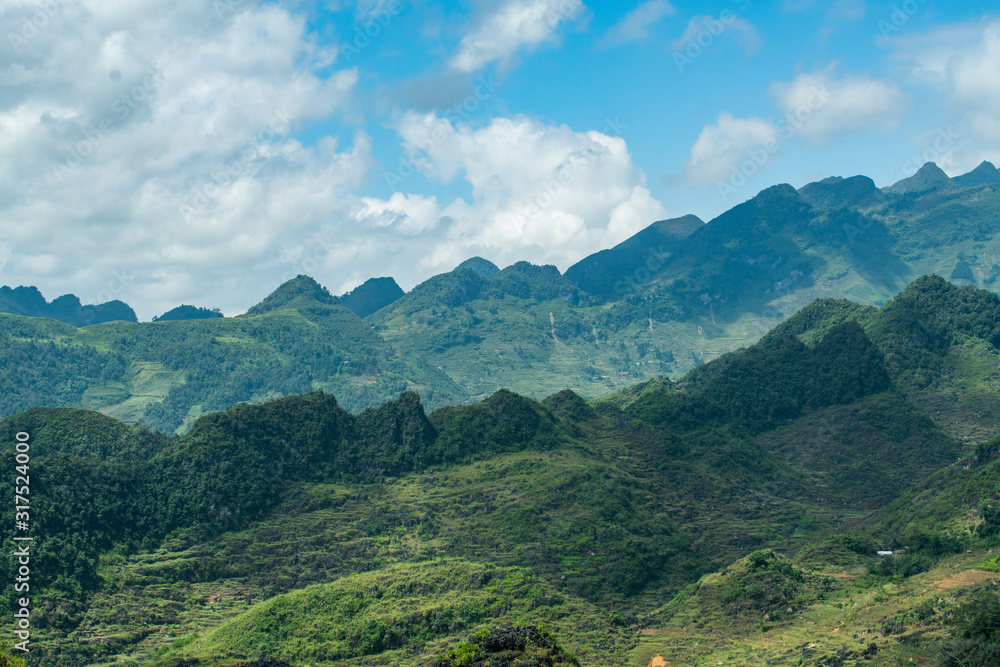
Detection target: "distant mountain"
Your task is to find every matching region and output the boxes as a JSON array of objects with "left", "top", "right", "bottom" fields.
[
  {"left": 885, "top": 161, "right": 952, "bottom": 194},
  {"left": 339, "top": 276, "right": 405, "bottom": 318},
  {"left": 3, "top": 162, "right": 1000, "bottom": 426},
  {"left": 563, "top": 214, "right": 703, "bottom": 300},
  {"left": 953, "top": 159, "right": 1000, "bottom": 187},
  {"left": 0, "top": 285, "right": 137, "bottom": 326},
  {"left": 797, "top": 174, "right": 884, "bottom": 210},
  {"left": 456, "top": 256, "right": 501, "bottom": 278},
  {"left": 152, "top": 304, "right": 223, "bottom": 322},
  {"left": 367, "top": 261, "right": 619, "bottom": 401},
  {"left": 6, "top": 274, "right": 998, "bottom": 665},
  {"left": 0, "top": 275, "right": 463, "bottom": 431},
  {"left": 244, "top": 274, "right": 337, "bottom": 316}
]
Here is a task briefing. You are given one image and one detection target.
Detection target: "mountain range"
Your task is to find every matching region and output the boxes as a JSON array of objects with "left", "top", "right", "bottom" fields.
[
  {"left": 2, "top": 162, "right": 999, "bottom": 434},
  {"left": 2, "top": 273, "right": 1000, "bottom": 665}
]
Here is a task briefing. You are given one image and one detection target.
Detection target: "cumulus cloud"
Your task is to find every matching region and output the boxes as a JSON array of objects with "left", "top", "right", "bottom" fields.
[
  {"left": 0, "top": 0, "right": 667, "bottom": 319},
  {"left": 948, "top": 22, "right": 1000, "bottom": 110},
  {"left": 599, "top": 0, "right": 675, "bottom": 48},
  {"left": 769, "top": 68, "right": 909, "bottom": 145},
  {"left": 450, "top": 0, "right": 584, "bottom": 72},
  {"left": 0, "top": 0, "right": 366, "bottom": 318},
  {"left": 683, "top": 113, "right": 779, "bottom": 185},
  {"left": 364, "top": 112, "right": 667, "bottom": 276},
  {"left": 887, "top": 19, "right": 1000, "bottom": 168}
]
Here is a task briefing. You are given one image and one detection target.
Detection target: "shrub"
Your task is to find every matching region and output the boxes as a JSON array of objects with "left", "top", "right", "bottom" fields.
[{"left": 938, "top": 589, "right": 1000, "bottom": 667}]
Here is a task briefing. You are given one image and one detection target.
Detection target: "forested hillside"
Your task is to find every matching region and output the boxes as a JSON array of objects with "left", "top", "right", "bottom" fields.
[
  {"left": 4, "top": 275, "right": 1000, "bottom": 665},
  {"left": 2, "top": 164, "right": 1000, "bottom": 431}
]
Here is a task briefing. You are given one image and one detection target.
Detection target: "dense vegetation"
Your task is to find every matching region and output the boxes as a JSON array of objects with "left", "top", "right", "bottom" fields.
[
  {"left": 0, "top": 278, "right": 465, "bottom": 432},
  {"left": 2, "top": 164, "right": 1000, "bottom": 428},
  {"left": 5, "top": 272, "right": 1000, "bottom": 665},
  {"left": 939, "top": 588, "right": 1000, "bottom": 667},
  {"left": 152, "top": 305, "right": 223, "bottom": 322},
  {"left": 4, "top": 165, "right": 1000, "bottom": 665},
  {"left": 338, "top": 277, "right": 405, "bottom": 318},
  {"left": 0, "top": 286, "right": 136, "bottom": 326}
]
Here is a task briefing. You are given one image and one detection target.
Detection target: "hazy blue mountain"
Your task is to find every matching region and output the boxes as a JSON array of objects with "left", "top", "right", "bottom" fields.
[
  {"left": 797, "top": 174, "right": 884, "bottom": 210},
  {"left": 0, "top": 285, "right": 137, "bottom": 325},
  {"left": 456, "top": 256, "right": 501, "bottom": 278},
  {"left": 885, "top": 161, "right": 952, "bottom": 194},
  {"left": 4, "top": 162, "right": 1000, "bottom": 426},
  {"left": 339, "top": 276, "right": 405, "bottom": 317},
  {"left": 952, "top": 160, "right": 1000, "bottom": 187}
]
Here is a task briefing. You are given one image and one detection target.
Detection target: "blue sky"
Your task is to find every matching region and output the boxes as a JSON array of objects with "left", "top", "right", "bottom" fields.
[{"left": 1, "top": 0, "right": 999, "bottom": 319}]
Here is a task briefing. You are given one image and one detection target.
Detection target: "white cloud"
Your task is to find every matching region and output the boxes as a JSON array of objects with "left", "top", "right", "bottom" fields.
[
  {"left": 599, "top": 0, "right": 675, "bottom": 48},
  {"left": 887, "top": 19, "right": 1000, "bottom": 169},
  {"left": 683, "top": 113, "right": 779, "bottom": 184},
  {"left": 950, "top": 28, "right": 1000, "bottom": 105},
  {"left": 0, "top": 0, "right": 671, "bottom": 319},
  {"left": 450, "top": 0, "right": 584, "bottom": 73},
  {"left": 769, "top": 68, "right": 909, "bottom": 145},
  {"left": 0, "top": 0, "right": 367, "bottom": 319},
  {"left": 358, "top": 112, "right": 668, "bottom": 277},
  {"left": 672, "top": 14, "right": 761, "bottom": 55}
]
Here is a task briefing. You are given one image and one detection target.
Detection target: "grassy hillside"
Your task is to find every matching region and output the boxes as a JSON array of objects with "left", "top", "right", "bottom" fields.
[
  {"left": 0, "top": 278, "right": 464, "bottom": 432},
  {"left": 633, "top": 548, "right": 1000, "bottom": 667},
  {"left": 3, "top": 167, "right": 1000, "bottom": 426},
  {"left": 151, "top": 559, "right": 628, "bottom": 667},
  {"left": 8, "top": 274, "right": 1000, "bottom": 665}
]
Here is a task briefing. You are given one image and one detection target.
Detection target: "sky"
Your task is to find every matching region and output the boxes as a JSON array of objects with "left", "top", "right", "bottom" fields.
[{"left": 1, "top": 0, "right": 999, "bottom": 320}]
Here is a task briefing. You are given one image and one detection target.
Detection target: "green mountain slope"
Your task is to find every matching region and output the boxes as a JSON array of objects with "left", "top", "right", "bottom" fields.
[
  {"left": 8, "top": 276, "right": 1000, "bottom": 665},
  {"left": 155, "top": 560, "right": 624, "bottom": 667},
  {"left": 0, "top": 277, "right": 463, "bottom": 432},
  {"left": 339, "top": 276, "right": 405, "bottom": 318},
  {"left": 3, "top": 163, "right": 1000, "bottom": 424},
  {"left": 152, "top": 305, "right": 223, "bottom": 322},
  {"left": 0, "top": 285, "right": 136, "bottom": 325},
  {"left": 563, "top": 214, "right": 703, "bottom": 300},
  {"left": 367, "top": 261, "right": 665, "bottom": 401}
]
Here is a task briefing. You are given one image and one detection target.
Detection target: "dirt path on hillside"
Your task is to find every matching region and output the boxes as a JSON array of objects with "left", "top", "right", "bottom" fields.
[{"left": 931, "top": 570, "right": 1000, "bottom": 589}]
